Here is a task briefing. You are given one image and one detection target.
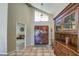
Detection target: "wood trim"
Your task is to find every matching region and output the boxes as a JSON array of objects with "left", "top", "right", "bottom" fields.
[{"left": 53, "top": 3, "right": 79, "bottom": 20}]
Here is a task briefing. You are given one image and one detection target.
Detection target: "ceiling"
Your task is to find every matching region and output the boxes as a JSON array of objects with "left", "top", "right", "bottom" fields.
[{"left": 31, "top": 3, "right": 69, "bottom": 17}]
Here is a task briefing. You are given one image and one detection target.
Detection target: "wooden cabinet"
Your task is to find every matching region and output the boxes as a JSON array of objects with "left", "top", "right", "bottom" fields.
[
  {"left": 54, "top": 4, "right": 79, "bottom": 32},
  {"left": 53, "top": 3, "right": 79, "bottom": 56},
  {"left": 68, "top": 50, "right": 77, "bottom": 56},
  {"left": 54, "top": 41, "right": 79, "bottom": 56},
  {"left": 54, "top": 41, "right": 67, "bottom": 56}
]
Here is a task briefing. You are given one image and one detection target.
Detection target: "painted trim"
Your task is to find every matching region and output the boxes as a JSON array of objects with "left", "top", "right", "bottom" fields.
[{"left": 24, "top": 24, "right": 27, "bottom": 48}]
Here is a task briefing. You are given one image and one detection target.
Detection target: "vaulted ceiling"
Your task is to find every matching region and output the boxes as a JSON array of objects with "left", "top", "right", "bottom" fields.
[{"left": 31, "top": 3, "right": 69, "bottom": 17}]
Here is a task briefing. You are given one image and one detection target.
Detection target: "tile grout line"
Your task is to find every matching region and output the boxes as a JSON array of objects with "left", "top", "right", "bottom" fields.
[{"left": 8, "top": 46, "right": 54, "bottom": 56}]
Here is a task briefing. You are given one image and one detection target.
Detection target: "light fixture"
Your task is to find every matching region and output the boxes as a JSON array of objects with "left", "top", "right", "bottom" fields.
[
  {"left": 40, "top": 13, "right": 43, "bottom": 18},
  {"left": 40, "top": 3, "right": 44, "bottom": 18},
  {"left": 41, "top": 3, "right": 43, "bottom": 6}
]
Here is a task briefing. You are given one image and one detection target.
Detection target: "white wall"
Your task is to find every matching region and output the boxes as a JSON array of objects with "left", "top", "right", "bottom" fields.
[
  {"left": 31, "top": 10, "right": 54, "bottom": 46},
  {"left": 0, "top": 3, "right": 8, "bottom": 55}
]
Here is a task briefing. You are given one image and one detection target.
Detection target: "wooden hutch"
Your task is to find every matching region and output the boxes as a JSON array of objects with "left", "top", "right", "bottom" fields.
[{"left": 53, "top": 3, "right": 79, "bottom": 56}]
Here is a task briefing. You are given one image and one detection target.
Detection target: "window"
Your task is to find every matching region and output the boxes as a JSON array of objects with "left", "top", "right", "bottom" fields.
[{"left": 34, "top": 10, "right": 48, "bottom": 22}]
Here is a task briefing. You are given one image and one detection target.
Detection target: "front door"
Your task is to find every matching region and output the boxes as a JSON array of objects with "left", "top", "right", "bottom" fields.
[{"left": 34, "top": 26, "right": 48, "bottom": 45}]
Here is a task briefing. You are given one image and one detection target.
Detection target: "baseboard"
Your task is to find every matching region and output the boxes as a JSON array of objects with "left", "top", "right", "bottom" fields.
[{"left": 8, "top": 50, "right": 16, "bottom": 55}]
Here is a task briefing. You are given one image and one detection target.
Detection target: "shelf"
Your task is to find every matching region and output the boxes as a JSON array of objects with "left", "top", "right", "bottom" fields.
[
  {"left": 54, "top": 3, "right": 79, "bottom": 56},
  {"left": 55, "top": 31, "right": 77, "bottom": 35}
]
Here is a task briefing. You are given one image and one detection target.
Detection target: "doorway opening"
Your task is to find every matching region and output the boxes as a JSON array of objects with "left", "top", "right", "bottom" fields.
[
  {"left": 34, "top": 26, "right": 48, "bottom": 45},
  {"left": 16, "top": 23, "right": 26, "bottom": 51}
]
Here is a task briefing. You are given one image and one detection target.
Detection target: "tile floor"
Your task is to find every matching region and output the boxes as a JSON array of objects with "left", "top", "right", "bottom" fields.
[{"left": 8, "top": 46, "right": 55, "bottom": 56}]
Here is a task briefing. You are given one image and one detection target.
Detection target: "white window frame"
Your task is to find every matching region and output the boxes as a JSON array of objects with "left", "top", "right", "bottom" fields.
[{"left": 34, "top": 10, "right": 49, "bottom": 22}]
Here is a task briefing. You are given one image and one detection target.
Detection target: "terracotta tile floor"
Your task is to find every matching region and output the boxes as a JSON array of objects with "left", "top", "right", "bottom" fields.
[{"left": 8, "top": 46, "right": 55, "bottom": 56}]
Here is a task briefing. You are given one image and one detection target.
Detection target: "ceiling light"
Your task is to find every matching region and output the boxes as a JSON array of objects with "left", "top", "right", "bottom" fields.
[{"left": 41, "top": 3, "right": 43, "bottom": 6}]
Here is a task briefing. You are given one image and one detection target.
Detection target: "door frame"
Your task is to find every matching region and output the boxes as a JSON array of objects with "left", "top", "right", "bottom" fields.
[
  {"left": 24, "top": 24, "right": 27, "bottom": 48},
  {"left": 16, "top": 22, "right": 27, "bottom": 50}
]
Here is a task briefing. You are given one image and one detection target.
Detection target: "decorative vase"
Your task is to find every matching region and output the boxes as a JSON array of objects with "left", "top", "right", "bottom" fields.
[{"left": 65, "top": 37, "right": 70, "bottom": 45}]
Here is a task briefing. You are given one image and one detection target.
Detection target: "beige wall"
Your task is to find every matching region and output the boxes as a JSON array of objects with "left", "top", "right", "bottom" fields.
[
  {"left": 7, "top": 3, "right": 33, "bottom": 53},
  {"left": 7, "top": 3, "right": 54, "bottom": 53}
]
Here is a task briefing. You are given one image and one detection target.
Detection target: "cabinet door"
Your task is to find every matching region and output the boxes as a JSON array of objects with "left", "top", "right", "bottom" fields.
[
  {"left": 54, "top": 42, "right": 63, "bottom": 56},
  {"left": 61, "top": 46, "right": 67, "bottom": 56},
  {"left": 54, "top": 42, "right": 57, "bottom": 55},
  {"left": 68, "top": 50, "right": 78, "bottom": 56}
]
